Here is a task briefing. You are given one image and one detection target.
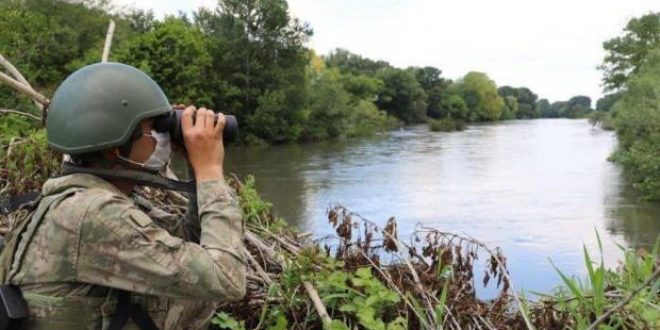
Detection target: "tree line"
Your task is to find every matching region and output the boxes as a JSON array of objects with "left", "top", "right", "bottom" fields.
[
  {"left": 0, "top": 0, "right": 604, "bottom": 145},
  {"left": 597, "top": 12, "right": 660, "bottom": 201}
]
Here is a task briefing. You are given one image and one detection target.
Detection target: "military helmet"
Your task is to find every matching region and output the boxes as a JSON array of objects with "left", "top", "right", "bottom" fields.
[{"left": 47, "top": 62, "right": 171, "bottom": 154}]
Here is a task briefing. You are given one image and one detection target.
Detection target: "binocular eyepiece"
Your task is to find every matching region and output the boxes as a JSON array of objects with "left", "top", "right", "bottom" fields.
[{"left": 153, "top": 109, "right": 238, "bottom": 145}]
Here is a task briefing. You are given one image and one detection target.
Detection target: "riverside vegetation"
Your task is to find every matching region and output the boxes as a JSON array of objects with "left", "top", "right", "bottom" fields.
[
  {"left": 0, "top": 143, "right": 658, "bottom": 329},
  {"left": 1, "top": 0, "right": 610, "bottom": 145},
  {"left": 2, "top": 1, "right": 658, "bottom": 199},
  {"left": 0, "top": 1, "right": 659, "bottom": 328}
]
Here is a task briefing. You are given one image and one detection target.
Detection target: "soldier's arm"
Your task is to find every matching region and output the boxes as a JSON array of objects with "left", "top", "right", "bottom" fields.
[{"left": 76, "top": 181, "right": 246, "bottom": 302}]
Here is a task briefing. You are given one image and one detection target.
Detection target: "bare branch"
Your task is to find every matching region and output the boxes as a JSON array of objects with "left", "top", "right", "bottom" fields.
[
  {"left": 303, "top": 281, "right": 332, "bottom": 326},
  {"left": 0, "top": 54, "right": 44, "bottom": 110},
  {"left": 0, "top": 71, "right": 49, "bottom": 106},
  {"left": 102, "top": 20, "right": 116, "bottom": 62},
  {"left": 0, "top": 109, "right": 42, "bottom": 121}
]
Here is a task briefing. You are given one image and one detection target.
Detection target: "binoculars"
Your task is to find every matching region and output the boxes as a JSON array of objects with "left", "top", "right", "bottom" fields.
[{"left": 153, "top": 109, "right": 238, "bottom": 144}]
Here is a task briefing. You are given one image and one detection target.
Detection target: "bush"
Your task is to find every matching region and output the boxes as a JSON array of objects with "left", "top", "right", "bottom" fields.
[
  {"left": 429, "top": 118, "right": 465, "bottom": 132},
  {"left": 612, "top": 49, "right": 660, "bottom": 201}
]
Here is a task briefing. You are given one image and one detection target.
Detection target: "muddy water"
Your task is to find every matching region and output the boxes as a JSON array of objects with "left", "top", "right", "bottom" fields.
[{"left": 225, "top": 119, "right": 660, "bottom": 296}]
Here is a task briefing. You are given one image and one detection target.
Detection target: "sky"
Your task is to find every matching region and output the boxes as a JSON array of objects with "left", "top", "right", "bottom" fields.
[{"left": 114, "top": 0, "right": 658, "bottom": 103}]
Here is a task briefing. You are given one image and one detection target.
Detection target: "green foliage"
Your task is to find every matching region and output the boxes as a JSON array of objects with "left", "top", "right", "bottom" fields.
[
  {"left": 588, "top": 111, "right": 615, "bottom": 130},
  {"left": 454, "top": 72, "right": 504, "bottom": 121},
  {"left": 301, "top": 62, "right": 395, "bottom": 141},
  {"left": 302, "top": 68, "right": 352, "bottom": 141},
  {"left": 0, "top": 0, "right": 560, "bottom": 145},
  {"left": 537, "top": 99, "right": 553, "bottom": 118},
  {"left": 114, "top": 17, "right": 213, "bottom": 105},
  {"left": 0, "top": 113, "right": 39, "bottom": 144},
  {"left": 236, "top": 175, "right": 288, "bottom": 231},
  {"left": 541, "top": 96, "right": 593, "bottom": 119},
  {"left": 611, "top": 49, "right": 660, "bottom": 201},
  {"left": 375, "top": 68, "right": 427, "bottom": 124},
  {"left": 538, "top": 233, "right": 659, "bottom": 329},
  {"left": 0, "top": 129, "right": 60, "bottom": 195},
  {"left": 435, "top": 93, "right": 468, "bottom": 120},
  {"left": 194, "top": 0, "right": 311, "bottom": 144},
  {"left": 212, "top": 312, "right": 246, "bottom": 330},
  {"left": 429, "top": 118, "right": 465, "bottom": 132},
  {"left": 0, "top": 0, "right": 115, "bottom": 86},
  {"left": 325, "top": 48, "right": 391, "bottom": 76},
  {"left": 498, "top": 86, "right": 540, "bottom": 119},
  {"left": 560, "top": 96, "right": 593, "bottom": 118},
  {"left": 345, "top": 100, "right": 397, "bottom": 137},
  {"left": 600, "top": 12, "right": 660, "bottom": 91},
  {"left": 596, "top": 92, "right": 622, "bottom": 112},
  {"left": 317, "top": 267, "right": 405, "bottom": 330},
  {"left": 408, "top": 66, "right": 450, "bottom": 120}
]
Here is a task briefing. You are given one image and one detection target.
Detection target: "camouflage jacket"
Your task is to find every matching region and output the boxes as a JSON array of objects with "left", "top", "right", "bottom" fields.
[{"left": 0, "top": 173, "right": 246, "bottom": 329}]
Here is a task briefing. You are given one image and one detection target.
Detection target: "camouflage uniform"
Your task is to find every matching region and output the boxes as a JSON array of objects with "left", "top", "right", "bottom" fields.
[{"left": 0, "top": 173, "right": 246, "bottom": 329}]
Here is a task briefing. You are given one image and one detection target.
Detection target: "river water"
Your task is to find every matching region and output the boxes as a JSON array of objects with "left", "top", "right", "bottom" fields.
[{"left": 225, "top": 119, "right": 660, "bottom": 296}]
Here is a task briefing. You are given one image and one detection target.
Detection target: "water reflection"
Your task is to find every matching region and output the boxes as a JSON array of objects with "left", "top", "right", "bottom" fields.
[{"left": 225, "top": 119, "right": 660, "bottom": 295}]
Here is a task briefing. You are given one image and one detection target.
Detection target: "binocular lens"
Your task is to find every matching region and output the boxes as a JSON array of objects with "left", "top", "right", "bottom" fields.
[{"left": 153, "top": 109, "right": 238, "bottom": 145}]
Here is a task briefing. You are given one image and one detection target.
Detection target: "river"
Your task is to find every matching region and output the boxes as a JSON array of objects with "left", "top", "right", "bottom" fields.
[{"left": 225, "top": 119, "right": 660, "bottom": 297}]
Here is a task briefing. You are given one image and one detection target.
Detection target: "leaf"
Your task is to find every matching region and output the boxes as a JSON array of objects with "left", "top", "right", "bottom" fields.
[
  {"left": 436, "top": 280, "right": 449, "bottom": 325},
  {"left": 356, "top": 267, "right": 373, "bottom": 279},
  {"left": 212, "top": 312, "right": 244, "bottom": 330},
  {"left": 328, "top": 320, "right": 350, "bottom": 330}
]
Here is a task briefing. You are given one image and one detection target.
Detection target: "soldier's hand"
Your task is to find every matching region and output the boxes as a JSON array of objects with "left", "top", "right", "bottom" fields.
[{"left": 181, "top": 105, "right": 226, "bottom": 182}]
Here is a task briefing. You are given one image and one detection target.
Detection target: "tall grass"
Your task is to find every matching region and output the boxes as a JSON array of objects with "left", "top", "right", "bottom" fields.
[{"left": 535, "top": 231, "right": 659, "bottom": 329}]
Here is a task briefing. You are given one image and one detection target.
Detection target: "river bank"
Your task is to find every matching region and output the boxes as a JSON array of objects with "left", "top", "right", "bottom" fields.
[
  {"left": 225, "top": 119, "right": 660, "bottom": 297},
  {"left": 0, "top": 126, "right": 658, "bottom": 329},
  {"left": 220, "top": 175, "right": 660, "bottom": 329}
]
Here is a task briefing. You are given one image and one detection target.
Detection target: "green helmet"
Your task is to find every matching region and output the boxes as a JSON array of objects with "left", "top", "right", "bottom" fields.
[{"left": 47, "top": 62, "right": 171, "bottom": 155}]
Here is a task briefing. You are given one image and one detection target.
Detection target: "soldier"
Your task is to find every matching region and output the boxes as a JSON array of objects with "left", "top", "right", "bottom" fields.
[{"left": 0, "top": 63, "right": 246, "bottom": 329}]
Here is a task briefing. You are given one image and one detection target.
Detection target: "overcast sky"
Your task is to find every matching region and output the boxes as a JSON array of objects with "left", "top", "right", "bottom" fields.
[{"left": 114, "top": 0, "right": 657, "bottom": 103}]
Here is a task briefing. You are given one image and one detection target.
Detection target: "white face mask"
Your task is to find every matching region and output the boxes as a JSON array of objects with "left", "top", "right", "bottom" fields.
[
  {"left": 118, "top": 130, "right": 171, "bottom": 172},
  {"left": 142, "top": 130, "right": 171, "bottom": 171}
]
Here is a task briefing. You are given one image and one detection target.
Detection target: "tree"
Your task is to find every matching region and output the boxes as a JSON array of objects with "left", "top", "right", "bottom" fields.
[
  {"left": 114, "top": 17, "right": 213, "bottom": 105},
  {"left": 548, "top": 101, "right": 565, "bottom": 118},
  {"left": 0, "top": 0, "right": 118, "bottom": 89},
  {"left": 497, "top": 86, "right": 539, "bottom": 119},
  {"left": 302, "top": 67, "right": 351, "bottom": 141},
  {"left": 537, "top": 99, "right": 555, "bottom": 118},
  {"left": 559, "top": 96, "right": 592, "bottom": 118},
  {"left": 596, "top": 92, "right": 622, "bottom": 112},
  {"left": 194, "top": 0, "right": 312, "bottom": 143},
  {"left": 612, "top": 48, "right": 660, "bottom": 200},
  {"left": 439, "top": 94, "right": 468, "bottom": 120},
  {"left": 455, "top": 72, "right": 504, "bottom": 121},
  {"left": 408, "top": 66, "right": 450, "bottom": 120},
  {"left": 374, "top": 68, "right": 427, "bottom": 124},
  {"left": 339, "top": 73, "right": 384, "bottom": 102},
  {"left": 325, "top": 48, "right": 391, "bottom": 76},
  {"left": 600, "top": 13, "right": 660, "bottom": 91},
  {"left": 501, "top": 95, "right": 518, "bottom": 120}
]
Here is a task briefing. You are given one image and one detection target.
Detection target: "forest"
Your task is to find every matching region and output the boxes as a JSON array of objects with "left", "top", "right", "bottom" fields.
[{"left": 0, "top": 0, "right": 607, "bottom": 145}]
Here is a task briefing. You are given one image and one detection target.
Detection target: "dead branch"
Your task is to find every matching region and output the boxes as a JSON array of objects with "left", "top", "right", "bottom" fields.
[
  {"left": 245, "top": 231, "right": 284, "bottom": 265},
  {"left": 303, "top": 281, "right": 332, "bottom": 326},
  {"left": 0, "top": 71, "right": 49, "bottom": 106},
  {"left": 0, "top": 54, "right": 43, "bottom": 110},
  {"left": 244, "top": 247, "right": 273, "bottom": 285}
]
